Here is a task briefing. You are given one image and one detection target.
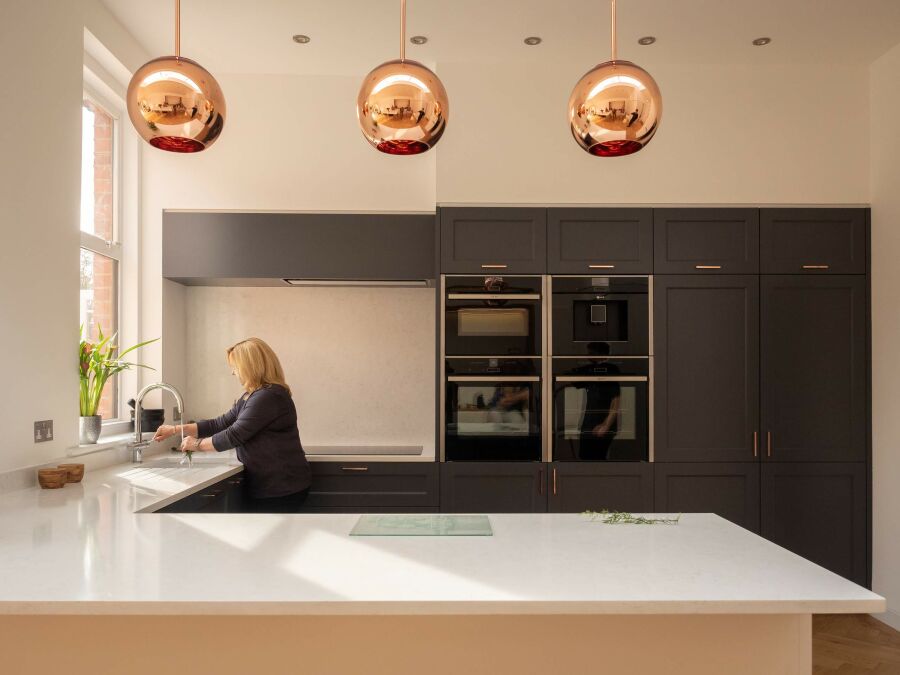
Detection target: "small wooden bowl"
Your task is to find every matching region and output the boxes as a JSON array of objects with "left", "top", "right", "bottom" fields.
[
  {"left": 38, "top": 468, "right": 68, "bottom": 489},
  {"left": 57, "top": 463, "right": 85, "bottom": 483}
]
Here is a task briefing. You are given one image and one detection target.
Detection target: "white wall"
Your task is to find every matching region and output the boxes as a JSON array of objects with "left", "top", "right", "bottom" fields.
[
  {"left": 183, "top": 286, "right": 436, "bottom": 456},
  {"left": 436, "top": 61, "right": 870, "bottom": 205},
  {"left": 0, "top": 1, "right": 146, "bottom": 473},
  {"left": 870, "top": 42, "right": 900, "bottom": 631}
]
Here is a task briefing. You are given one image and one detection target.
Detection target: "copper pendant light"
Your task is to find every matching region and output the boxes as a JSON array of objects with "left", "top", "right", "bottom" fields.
[
  {"left": 357, "top": 0, "right": 449, "bottom": 155},
  {"left": 568, "top": 0, "right": 662, "bottom": 157},
  {"left": 126, "top": 0, "right": 225, "bottom": 153}
]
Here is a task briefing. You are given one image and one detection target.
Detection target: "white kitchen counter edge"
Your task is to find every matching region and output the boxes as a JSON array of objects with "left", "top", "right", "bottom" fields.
[{"left": 0, "top": 598, "right": 885, "bottom": 617}]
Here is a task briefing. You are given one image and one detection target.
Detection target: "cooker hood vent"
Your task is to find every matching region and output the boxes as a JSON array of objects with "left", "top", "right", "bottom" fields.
[{"left": 283, "top": 278, "right": 431, "bottom": 288}]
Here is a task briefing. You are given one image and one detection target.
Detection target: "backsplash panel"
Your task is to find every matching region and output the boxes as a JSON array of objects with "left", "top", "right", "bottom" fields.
[{"left": 184, "top": 286, "right": 436, "bottom": 457}]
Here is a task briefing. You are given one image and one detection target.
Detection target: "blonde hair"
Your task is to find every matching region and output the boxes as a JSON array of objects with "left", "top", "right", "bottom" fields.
[{"left": 226, "top": 337, "right": 292, "bottom": 396}]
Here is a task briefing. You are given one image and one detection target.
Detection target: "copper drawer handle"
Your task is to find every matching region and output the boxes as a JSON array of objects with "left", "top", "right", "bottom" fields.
[
  {"left": 481, "top": 264, "right": 508, "bottom": 269},
  {"left": 802, "top": 265, "right": 830, "bottom": 270},
  {"left": 538, "top": 468, "right": 544, "bottom": 496},
  {"left": 753, "top": 431, "right": 758, "bottom": 458},
  {"left": 589, "top": 264, "right": 616, "bottom": 269},
  {"left": 767, "top": 431, "right": 773, "bottom": 458},
  {"left": 341, "top": 466, "right": 369, "bottom": 472},
  {"left": 695, "top": 265, "right": 722, "bottom": 270},
  {"left": 552, "top": 468, "right": 558, "bottom": 496}
]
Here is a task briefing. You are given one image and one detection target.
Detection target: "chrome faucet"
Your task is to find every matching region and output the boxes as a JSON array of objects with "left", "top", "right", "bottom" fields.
[{"left": 130, "top": 383, "right": 185, "bottom": 463}]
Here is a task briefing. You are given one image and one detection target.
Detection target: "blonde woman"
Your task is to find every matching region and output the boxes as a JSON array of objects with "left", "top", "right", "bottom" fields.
[{"left": 153, "top": 337, "right": 312, "bottom": 512}]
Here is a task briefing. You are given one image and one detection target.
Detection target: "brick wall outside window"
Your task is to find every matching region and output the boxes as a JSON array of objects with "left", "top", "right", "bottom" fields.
[{"left": 80, "top": 99, "right": 117, "bottom": 421}]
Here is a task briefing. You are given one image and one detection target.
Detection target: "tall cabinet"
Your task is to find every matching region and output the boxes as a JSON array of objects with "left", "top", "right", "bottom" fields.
[{"left": 653, "top": 207, "right": 870, "bottom": 586}]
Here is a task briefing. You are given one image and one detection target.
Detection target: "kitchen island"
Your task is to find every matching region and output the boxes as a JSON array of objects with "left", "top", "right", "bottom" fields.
[{"left": 0, "top": 455, "right": 884, "bottom": 675}]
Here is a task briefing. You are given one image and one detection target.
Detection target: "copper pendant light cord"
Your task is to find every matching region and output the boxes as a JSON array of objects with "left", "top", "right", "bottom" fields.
[
  {"left": 610, "top": 0, "right": 617, "bottom": 61},
  {"left": 175, "top": 0, "right": 181, "bottom": 58},
  {"left": 400, "top": 0, "right": 407, "bottom": 61}
]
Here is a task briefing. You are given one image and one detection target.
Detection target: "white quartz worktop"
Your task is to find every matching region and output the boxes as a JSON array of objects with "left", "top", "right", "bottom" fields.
[{"left": 0, "top": 456, "right": 885, "bottom": 616}]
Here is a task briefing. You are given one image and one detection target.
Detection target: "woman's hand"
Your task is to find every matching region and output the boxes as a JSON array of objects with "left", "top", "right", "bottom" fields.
[
  {"left": 153, "top": 424, "right": 177, "bottom": 442},
  {"left": 180, "top": 436, "right": 203, "bottom": 453}
]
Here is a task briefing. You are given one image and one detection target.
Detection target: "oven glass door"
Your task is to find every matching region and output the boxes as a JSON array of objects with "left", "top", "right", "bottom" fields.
[
  {"left": 553, "top": 376, "right": 648, "bottom": 461},
  {"left": 445, "top": 298, "right": 541, "bottom": 356},
  {"left": 445, "top": 376, "right": 542, "bottom": 461}
]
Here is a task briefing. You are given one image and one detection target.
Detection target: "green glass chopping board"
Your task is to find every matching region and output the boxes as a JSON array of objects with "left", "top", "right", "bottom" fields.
[{"left": 349, "top": 514, "right": 492, "bottom": 537}]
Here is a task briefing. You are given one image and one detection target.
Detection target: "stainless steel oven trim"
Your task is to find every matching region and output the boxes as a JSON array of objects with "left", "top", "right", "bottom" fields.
[
  {"left": 447, "top": 376, "right": 541, "bottom": 382},
  {"left": 447, "top": 293, "right": 541, "bottom": 300},
  {"left": 543, "top": 275, "right": 551, "bottom": 462},
  {"left": 445, "top": 355, "right": 544, "bottom": 359},
  {"left": 554, "top": 376, "right": 649, "bottom": 382},
  {"left": 439, "top": 275, "right": 446, "bottom": 462}
]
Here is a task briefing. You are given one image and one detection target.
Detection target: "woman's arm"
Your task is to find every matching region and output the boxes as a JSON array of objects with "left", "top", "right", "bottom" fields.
[
  {"left": 196, "top": 402, "right": 241, "bottom": 437},
  {"left": 152, "top": 422, "right": 198, "bottom": 442},
  {"left": 206, "top": 389, "right": 284, "bottom": 451}
]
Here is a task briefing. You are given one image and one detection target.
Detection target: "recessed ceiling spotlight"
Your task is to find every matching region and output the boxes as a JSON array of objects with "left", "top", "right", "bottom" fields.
[
  {"left": 292, "top": 34, "right": 311, "bottom": 44},
  {"left": 524, "top": 36, "right": 542, "bottom": 46},
  {"left": 752, "top": 37, "right": 772, "bottom": 46},
  {"left": 638, "top": 36, "right": 656, "bottom": 45},
  {"left": 410, "top": 35, "right": 428, "bottom": 45}
]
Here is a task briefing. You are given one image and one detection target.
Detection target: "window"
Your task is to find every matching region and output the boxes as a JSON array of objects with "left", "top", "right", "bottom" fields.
[{"left": 80, "top": 96, "right": 123, "bottom": 422}]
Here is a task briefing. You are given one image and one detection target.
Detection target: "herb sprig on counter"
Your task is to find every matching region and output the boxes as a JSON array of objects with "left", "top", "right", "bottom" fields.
[{"left": 582, "top": 510, "right": 681, "bottom": 525}]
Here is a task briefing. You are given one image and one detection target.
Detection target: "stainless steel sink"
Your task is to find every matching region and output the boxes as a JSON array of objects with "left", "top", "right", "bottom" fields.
[{"left": 141, "top": 454, "right": 235, "bottom": 468}]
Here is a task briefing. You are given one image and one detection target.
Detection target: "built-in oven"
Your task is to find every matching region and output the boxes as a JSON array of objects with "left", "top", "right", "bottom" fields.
[
  {"left": 444, "top": 276, "right": 543, "bottom": 356},
  {"left": 552, "top": 358, "right": 649, "bottom": 461},
  {"left": 551, "top": 276, "right": 649, "bottom": 356},
  {"left": 443, "top": 358, "right": 542, "bottom": 461}
]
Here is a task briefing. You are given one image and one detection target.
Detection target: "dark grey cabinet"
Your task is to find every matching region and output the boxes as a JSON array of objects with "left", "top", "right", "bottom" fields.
[
  {"left": 155, "top": 473, "right": 244, "bottom": 513},
  {"left": 760, "top": 208, "right": 867, "bottom": 274},
  {"left": 163, "top": 211, "right": 436, "bottom": 283},
  {"left": 440, "top": 207, "right": 547, "bottom": 273},
  {"left": 654, "top": 208, "right": 759, "bottom": 274},
  {"left": 306, "top": 462, "right": 439, "bottom": 509},
  {"left": 548, "top": 463, "right": 653, "bottom": 513},
  {"left": 440, "top": 462, "right": 546, "bottom": 512},
  {"left": 654, "top": 276, "right": 760, "bottom": 462},
  {"left": 547, "top": 208, "right": 652, "bottom": 274},
  {"left": 654, "top": 463, "right": 760, "bottom": 532},
  {"left": 761, "top": 275, "right": 867, "bottom": 462},
  {"left": 761, "top": 462, "right": 867, "bottom": 586}
]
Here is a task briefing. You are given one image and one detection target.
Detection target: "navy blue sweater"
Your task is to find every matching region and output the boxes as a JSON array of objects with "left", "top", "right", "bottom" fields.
[{"left": 196, "top": 385, "right": 311, "bottom": 499}]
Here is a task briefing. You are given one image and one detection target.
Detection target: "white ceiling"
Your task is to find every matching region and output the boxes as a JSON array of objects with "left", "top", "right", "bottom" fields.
[{"left": 101, "top": 0, "right": 900, "bottom": 76}]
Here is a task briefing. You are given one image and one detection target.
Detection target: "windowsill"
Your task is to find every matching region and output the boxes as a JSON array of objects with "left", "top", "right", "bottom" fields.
[{"left": 66, "top": 431, "right": 148, "bottom": 457}]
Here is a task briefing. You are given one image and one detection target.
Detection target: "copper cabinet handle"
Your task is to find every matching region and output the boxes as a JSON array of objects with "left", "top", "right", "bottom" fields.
[
  {"left": 589, "top": 264, "right": 616, "bottom": 269},
  {"left": 480, "top": 264, "right": 508, "bottom": 269},
  {"left": 695, "top": 265, "right": 722, "bottom": 270},
  {"left": 802, "top": 265, "right": 829, "bottom": 270},
  {"left": 767, "top": 431, "right": 773, "bottom": 458},
  {"left": 341, "top": 466, "right": 369, "bottom": 472},
  {"left": 538, "top": 468, "right": 544, "bottom": 496},
  {"left": 552, "top": 468, "right": 558, "bottom": 496},
  {"left": 753, "top": 431, "right": 758, "bottom": 458}
]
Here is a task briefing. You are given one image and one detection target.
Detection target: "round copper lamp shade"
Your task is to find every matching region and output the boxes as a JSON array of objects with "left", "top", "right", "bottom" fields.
[
  {"left": 568, "top": 59, "right": 662, "bottom": 157},
  {"left": 126, "top": 56, "right": 226, "bottom": 153},
  {"left": 357, "top": 59, "right": 449, "bottom": 155}
]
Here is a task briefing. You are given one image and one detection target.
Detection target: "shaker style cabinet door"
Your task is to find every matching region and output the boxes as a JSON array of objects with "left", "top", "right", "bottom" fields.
[
  {"left": 440, "top": 207, "right": 547, "bottom": 274},
  {"left": 653, "top": 276, "right": 760, "bottom": 462},
  {"left": 761, "top": 462, "right": 867, "bottom": 586},
  {"left": 760, "top": 208, "right": 867, "bottom": 274},
  {"left": 760, "top": 276, "right": 867, "bottom": 462},
  {"left": 653, "top": 208, "right": 759, "bottom": 274},
  {"left": 654, "top": 463, "right": 760, "bottom": 533},
  {"left": 547, "top": 462, "right": 653, "bottom": 513},
  {"left": 547, "top": 208, "right": 652, "bottom": 274},
  {"left": 440, "top": 462, "right": 547, "bottom": 513}
]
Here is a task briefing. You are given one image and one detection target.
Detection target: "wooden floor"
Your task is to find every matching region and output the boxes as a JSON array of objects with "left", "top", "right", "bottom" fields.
[{"left": 814, "top": 615, "right": 900, "bottom": 674}]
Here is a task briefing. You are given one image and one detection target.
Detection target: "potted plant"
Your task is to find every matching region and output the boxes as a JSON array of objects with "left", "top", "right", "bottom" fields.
[{"left": 79, "top": 326, "right": 157, "bottom": 444}]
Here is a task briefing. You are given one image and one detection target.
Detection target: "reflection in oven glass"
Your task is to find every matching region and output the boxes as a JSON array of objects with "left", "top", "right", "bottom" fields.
[
  {"left": 454, "top": 385, "right": 531, "bottom": 436},
  {"left": 559, "top": 385, "right": 636, "bottom": 460}
]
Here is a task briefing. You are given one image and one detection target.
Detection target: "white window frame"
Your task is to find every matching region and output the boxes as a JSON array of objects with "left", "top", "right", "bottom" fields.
[{"left": 82, "top": 52, "right": 141, "bottom": 439}]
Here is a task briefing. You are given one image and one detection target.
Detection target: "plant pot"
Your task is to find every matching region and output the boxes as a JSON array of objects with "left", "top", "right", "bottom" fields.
[{"left": 79, "top": 416, "right": 102, "bottom": 444}]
